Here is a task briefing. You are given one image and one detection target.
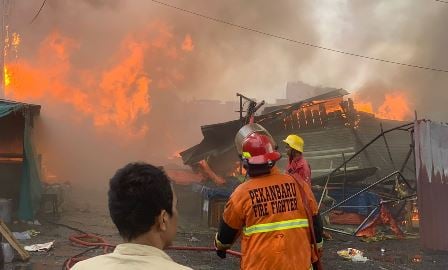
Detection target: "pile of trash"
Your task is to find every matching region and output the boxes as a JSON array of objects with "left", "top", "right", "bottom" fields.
[{"left": 337, "top": 248, "right": 368, "bottom": 263}]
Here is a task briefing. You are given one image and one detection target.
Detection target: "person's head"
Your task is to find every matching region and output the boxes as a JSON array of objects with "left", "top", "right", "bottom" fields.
[
  {"left": 283, "top": 134, "right": 304, "bottom": 160},
  {"left": 235, "top": 123, "right": 281, "bottom": 176},
  {"left": 286, "top": 146, "right": 302, "bottom": 161},
  {"left": 108, "top": 162, "right": 178, "bottom": 248}
]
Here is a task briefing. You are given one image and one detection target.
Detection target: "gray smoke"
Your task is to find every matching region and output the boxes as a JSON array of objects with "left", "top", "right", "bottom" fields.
[
  {"left": 306, "top": 1, "right": 448, "bottom": 121},
  {"left": 10, "top": 0, "right": 318, "bottom": 98},
  {"left": 3, "top": 0, "right": 447, "bottom": 199},
  {"left": 4, "top": 0, "right": 319, "bottom": 190}
]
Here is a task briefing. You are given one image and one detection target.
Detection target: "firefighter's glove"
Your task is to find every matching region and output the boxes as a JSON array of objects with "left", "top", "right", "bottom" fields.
[
  {"left": 318, "top": 248, "right": 323, "bottom": 258},
  {"left": 313, "top": 240, "right": 324, "bottom": 258},
  {"left": 214, "top": 233, "right": 231, "bottom": 259},
  {"left": 216, "top": 249, "right": 227, "bottom": 259}
]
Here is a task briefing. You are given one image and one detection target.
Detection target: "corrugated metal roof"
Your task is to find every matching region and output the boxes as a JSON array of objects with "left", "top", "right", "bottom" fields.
[
  {"left": 0, "top": 99, "right": 41, "bottom": 115},
  {"left": 415, "top": 120, "right": 448, "bottom": 251},
  {"left": 180, "top": 90, "right": 413, "bottom": 183},
  {"left": 181, "top": 89, "right": 349, "bottom": 165}
]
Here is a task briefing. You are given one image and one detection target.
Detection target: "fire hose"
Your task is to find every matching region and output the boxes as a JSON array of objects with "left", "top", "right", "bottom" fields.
[{"left": 64, "top": 233, "right": 242, "bottom": 269}]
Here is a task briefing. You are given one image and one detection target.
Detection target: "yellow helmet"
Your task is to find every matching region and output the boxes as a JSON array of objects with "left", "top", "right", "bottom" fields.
[{"left": 283, "top": 134, "right": 304, "bottom": 153}]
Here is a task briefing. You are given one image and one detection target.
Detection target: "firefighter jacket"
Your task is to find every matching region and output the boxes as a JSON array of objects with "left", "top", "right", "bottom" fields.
[
  {"left": 286, "top": 159, "right": 323, "bottom": 266},
  {"left": 217, "top": 167, "right": 318, "bottom": 270},
  {"left": 287, "top": 156, "right": 312, "bottom": 186}
]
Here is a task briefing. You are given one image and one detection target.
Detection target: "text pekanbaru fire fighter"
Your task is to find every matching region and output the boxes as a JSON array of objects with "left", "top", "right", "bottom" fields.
[{"left": 214, "top": 123, "right": 324, "bottom": 270}]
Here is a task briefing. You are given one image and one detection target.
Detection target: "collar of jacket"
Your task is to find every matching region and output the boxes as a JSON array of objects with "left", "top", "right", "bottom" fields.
[{"left": 114, "top": 243, "right": 173, "bottom": 261}]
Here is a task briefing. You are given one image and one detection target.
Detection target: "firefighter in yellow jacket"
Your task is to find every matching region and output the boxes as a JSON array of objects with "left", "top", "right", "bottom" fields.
[{"left": 214, "top": 123, "right": 323, "bottom": 270}]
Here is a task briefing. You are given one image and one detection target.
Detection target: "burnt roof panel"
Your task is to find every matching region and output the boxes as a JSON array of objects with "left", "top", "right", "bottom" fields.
[{"left": 0, "top": 99, "right": 41, "bottom": 116}]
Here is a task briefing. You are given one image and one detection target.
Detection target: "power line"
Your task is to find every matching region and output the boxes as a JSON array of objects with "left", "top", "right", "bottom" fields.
[
  {"left": 30, "top": 0, "right": 47, "bottom": 24},
  {"left": 149, "top": 0, "right": 448, "bottom": 73},
  {"left": 435, "top": 0, "right": 448, "bottom": 4}
]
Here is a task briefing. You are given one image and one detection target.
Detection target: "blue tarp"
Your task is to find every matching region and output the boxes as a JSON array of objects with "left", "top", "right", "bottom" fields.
[
  {"left": 196, "top": 181, "right": 380, "bottom": 216},
  {"left": 192, "top": 178, "right": 240, "bottom": 200},
  {"left": 0, "top": 101, "right": 42, "bottom": 221},
  {"left": 314, "top": 188, "right": 380, "bottom": 216}
]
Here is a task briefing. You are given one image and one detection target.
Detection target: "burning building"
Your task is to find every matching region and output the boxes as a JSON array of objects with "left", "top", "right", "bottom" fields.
[
  {"left": 0, "top": 99, "right": 41, "bottom": 222},
  {"left": 181, "top": 88, "right": 414, "bottom": 183},
  {"left": 180, "top": 88, "right": 417, "bottom": 228}
]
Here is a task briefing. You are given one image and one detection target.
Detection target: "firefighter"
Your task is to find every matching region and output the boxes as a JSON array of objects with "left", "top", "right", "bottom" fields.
[
  {"left": 283, "top": 135, "right": 326, "bottom": 269},
  {"left": 283, "top": 134, "right": 312, "bottom": 186},
  {"left": 214, "top": 123, "right": 323, "bottom": 270}
]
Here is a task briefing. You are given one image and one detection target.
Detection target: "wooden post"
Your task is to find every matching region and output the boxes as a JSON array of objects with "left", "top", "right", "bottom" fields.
[{"left": 0, "top": 220, "right": 30, "bottom": 261}]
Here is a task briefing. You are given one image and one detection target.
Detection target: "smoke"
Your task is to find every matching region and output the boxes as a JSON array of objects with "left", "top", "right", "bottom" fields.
[
  {"left": 169, "top": 0, "right": 319, "bottom": 101},
  {"left": 301, "top": 0, "right": 448, "bottom": 121},
  {"left": 4, "top": 0, "right": 319, "bottom": 195},
  {"left": 3, "top": 0, "right": 447, "bottom": 201}
]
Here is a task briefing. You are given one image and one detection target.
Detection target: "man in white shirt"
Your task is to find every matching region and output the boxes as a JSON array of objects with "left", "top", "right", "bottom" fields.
[{"left": 72, "top": 162, "right": 192, "bottom": 270}]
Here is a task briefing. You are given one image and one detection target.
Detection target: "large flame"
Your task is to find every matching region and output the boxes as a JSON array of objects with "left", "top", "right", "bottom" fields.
[
  {"left": 5, "top": 22, "right": 193, "bottom": 138},
  {"left": 354, "top": 91, "right": 412, "bottom": 121},
  {"left": 353, "top": 101, "right": 373, "bottom": 114},
  {"left": 376, "top": 92, "right": 412, "bottom": 120}
]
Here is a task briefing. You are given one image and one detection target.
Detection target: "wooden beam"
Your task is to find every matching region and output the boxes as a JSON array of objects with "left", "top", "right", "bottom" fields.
[
  {"left": 0, "top": 220, "right": 30, "bottom": 261},
  {"left": 0, "top": 153, "right": 23, "bottom": 158}
]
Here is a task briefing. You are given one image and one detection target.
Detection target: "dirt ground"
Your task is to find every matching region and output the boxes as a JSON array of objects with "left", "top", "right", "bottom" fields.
[{"left": 2, "top": 187, "right": 448, "bottom": 270}]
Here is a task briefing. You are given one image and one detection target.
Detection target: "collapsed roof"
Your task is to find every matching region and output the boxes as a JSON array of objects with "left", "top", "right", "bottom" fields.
[
  {"left": 181, "top": 89, "right": 349, "bottom": 165},
  {"left": 180, "top": 89, "right": 414, "bottom": 182}
]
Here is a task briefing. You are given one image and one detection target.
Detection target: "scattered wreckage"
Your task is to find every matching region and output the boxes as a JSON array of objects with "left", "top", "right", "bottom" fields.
[{"left": 180, "top": 90, "right": 448, "bottom": 252}]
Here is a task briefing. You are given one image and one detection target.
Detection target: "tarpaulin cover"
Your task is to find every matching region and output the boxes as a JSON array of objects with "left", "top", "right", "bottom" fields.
[
  {"left": 193, "top": 178, "right": 240, "bottom": 200},
  {"left": 355, "top": 204, "right": 404, "bottom": 238},
  {"left": 414, "top": 120, "right": 448, "bottom": 251},
  {"left": 0, "top": 102, "right": 42, "bottom": 221},
  {"left": 329, "top": 212, "right": 365, "bottom": 225},
  {"left": 200, "top": 185, "right": 233, "bottom": 200},
  {"left": 314, "top": 188, "right": 380, "bottom": 216}
]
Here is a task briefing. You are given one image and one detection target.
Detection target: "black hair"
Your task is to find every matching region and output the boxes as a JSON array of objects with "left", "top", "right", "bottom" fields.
[
  {"left": 288, "top": 148, "right": 301, "bottom": 163},
  {"left": 108, "top": 162, "right": 173, "bottom": 241},
  {"left": 243, "top": 159, "right": 275, "bottom": 177}
]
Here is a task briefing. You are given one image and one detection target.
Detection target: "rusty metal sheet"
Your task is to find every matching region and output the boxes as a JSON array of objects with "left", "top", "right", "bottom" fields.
[{"left": 414, "top": 120, "right": 448, "bottom": 251}]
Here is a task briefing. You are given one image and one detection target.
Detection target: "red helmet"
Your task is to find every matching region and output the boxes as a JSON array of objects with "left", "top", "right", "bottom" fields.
[{"left": 235, "top": 123, "right": 281, "bottom": 165}]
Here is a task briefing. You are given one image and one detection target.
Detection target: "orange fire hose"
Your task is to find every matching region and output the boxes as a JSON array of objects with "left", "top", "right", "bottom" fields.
[{"left": 64, "top": 233, "right": 242, "bottom": 269}]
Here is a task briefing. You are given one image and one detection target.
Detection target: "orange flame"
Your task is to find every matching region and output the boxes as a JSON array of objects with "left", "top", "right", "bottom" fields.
[
  {"left": 354, "top": 91, "right": 412, "bottom": 121},
  {"left": 411, "top": 202, "right": 419, "bottom": 228},
  {"left": 411, "top": 211, "right": 419, "bottom": 221},
  {"left": 354, "top": 101, "right": 374, "bottom": 114},
  {"left": 376, "top": 92, "right": 411, "bottom": 120},
  {"left": 5, "top": 23, "right": 192, "bottom": 137},
  {"left": 230, "top": 161, "right": 247, "bottom": 177}
]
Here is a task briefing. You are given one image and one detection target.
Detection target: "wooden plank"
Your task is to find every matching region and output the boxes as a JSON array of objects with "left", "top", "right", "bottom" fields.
[
  {"left": 0, "top": 220, "right": 30, "bottom": 261},
  {"left": 0, "top": 153, "right": 23, "bottom": 158},
  {"left": 208, "top": 199, "right": 227, "bottom": 228}
]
